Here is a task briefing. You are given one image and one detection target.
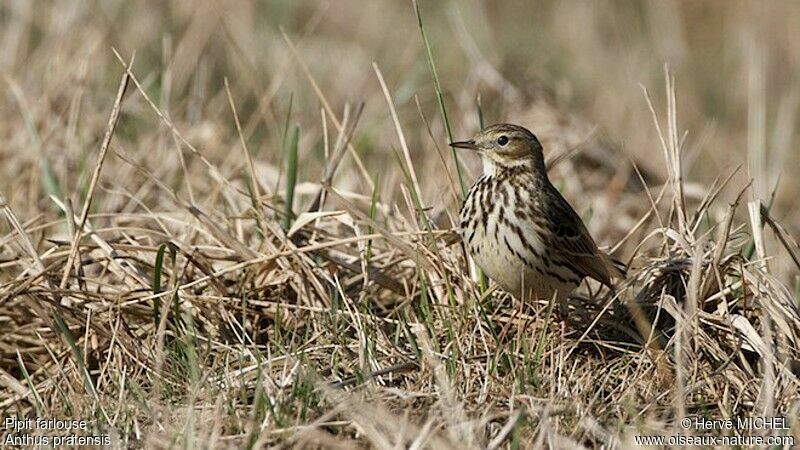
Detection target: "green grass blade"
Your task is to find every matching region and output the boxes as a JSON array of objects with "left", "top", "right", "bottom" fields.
[
  {"left": 16, "top": 351, "right": 44, "bottom": 416},
  {"left": 275, "top": 93, "right": 294, "bottom": 194},
  {"left": 53, "top": 311, "right": 98, "bottom": 400},
  {"left": 283, "top": 124, "right": 300, "bottom": 230},
  {"left": 477, "top": 93, "right": 485, "bottom": 129},
  {"left": 8, "top": 81, "right": 65, "bottom": 202},
  {"left": 413, "top": 0, "right": 466, "bottom": 196},
  {"left": 744, "top": 180, "right": 779, "bottom": 260},
  {"left": 366, "top": 178, "right": 380, "bottom": 264},
  {"left": 152, "top": 242, "right": 168, "bottom": 326}
]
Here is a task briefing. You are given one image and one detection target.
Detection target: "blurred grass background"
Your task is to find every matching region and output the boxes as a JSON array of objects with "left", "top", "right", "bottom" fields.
[
  {"left": 1, "top": 0, "right": 800, "bottom": 447},
  {"left": 2, "top": 0, "right": 798, "bottom": 280}
]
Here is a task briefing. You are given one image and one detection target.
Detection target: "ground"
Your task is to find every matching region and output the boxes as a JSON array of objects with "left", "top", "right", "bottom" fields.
[{"left": 1, "top": 1, "right": 799, "bottom": 448}]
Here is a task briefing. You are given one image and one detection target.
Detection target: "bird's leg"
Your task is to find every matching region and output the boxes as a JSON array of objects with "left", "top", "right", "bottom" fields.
[{"left": 558, "top": 298, "right": 570, "bottom": 320}]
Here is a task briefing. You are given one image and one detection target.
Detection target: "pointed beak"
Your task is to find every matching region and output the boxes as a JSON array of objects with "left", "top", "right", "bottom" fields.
[{"left": 449, "top": 139, "right": 479, "bottom": 150}]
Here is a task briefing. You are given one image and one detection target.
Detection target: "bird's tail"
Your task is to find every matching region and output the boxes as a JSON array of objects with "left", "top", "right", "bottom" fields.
[{"left": 603, "top": 253, "right": 628, "bottom": 280}]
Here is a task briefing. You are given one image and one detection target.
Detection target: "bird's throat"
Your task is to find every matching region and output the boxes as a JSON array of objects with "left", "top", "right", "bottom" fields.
[{"left": 482, "top": 155, "right": 540, "bottom": 178}]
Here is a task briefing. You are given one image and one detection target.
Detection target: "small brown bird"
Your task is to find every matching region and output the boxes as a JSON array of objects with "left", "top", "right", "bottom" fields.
[{"left": 451, "top": 123, "right": 624, "bottom": 306}]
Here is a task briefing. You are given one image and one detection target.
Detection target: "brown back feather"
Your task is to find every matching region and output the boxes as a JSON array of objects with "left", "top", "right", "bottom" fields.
[{"left": 544, "top": 182, "right": 624, "bottom": 287}]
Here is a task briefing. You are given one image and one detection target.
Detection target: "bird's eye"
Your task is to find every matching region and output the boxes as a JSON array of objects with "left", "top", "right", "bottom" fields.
[{"left": 497, "top": 135, "right": 509, "bottom": 146}]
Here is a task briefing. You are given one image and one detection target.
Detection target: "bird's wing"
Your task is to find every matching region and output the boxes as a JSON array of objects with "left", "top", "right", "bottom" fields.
[{"left": 546, "top": 191, "right": 625, "bottom": 286}]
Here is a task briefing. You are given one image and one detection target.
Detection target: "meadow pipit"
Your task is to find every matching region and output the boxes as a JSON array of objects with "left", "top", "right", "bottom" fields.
[{"left": 451, "top": 123, "right": 625, "bottom": 307}]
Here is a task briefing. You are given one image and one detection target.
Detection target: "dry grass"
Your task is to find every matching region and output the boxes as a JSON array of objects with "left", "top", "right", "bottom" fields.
[{"left": 1, "top": 1, "right": 800, "bottom": 448}]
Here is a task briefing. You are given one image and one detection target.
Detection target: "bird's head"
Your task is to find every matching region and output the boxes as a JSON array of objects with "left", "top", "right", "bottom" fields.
[{"left": 450, "top": 123, "right": 545, "bottom": 173}]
